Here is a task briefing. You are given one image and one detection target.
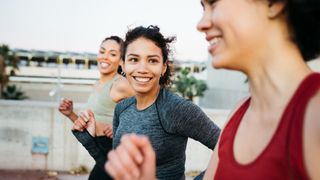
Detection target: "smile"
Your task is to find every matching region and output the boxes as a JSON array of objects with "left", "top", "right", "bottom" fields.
[
  {"left": 99, "top": 62, "right": 110, "bottom": 68},
  {"left": 133, "top": 76, "right": 152, "bottom": 82},
  {"left": 209, "top": 37, "right": 221, "bottom": 46},
  {"left": 208, "top": 37, "right": 221, "bottom": 53}
]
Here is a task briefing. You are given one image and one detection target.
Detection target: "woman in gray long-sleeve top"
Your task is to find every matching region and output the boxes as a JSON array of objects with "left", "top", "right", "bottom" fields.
[{"left": 106, "top": 25, "right": 220, "bottom": 180}]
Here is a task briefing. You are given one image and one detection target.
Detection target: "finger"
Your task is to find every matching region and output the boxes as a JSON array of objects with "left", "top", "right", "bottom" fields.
[
  {"left": 138, "top": 136, "right": 155, "bottom": 163},
  {"left": 121, "top": 134, "right": 143, "bottom": 164},
  {"left": 79, "top": 112, "right": 89, "bottom": 123},
  {"left": 58, "top": 106, "right": 65, "bottom": 111},
  {"left": 134, "top": 136, "right": 156, "bottom": 179},
  {"left": 105, "top": 161, "right": 118, "bottom": 179},
  {"left": 87, "top": 109, "right": 95, "bottom": 122},
  {"left": 105, "top": 131, "right": 113, "bottom": 138},
  {"left": 76, "top": 116, "right": 87, "bottom": 128},
  {"left": 116, "top": 145, "right": 140, "bottom": 179},
  {"left": 103, "top": 126, "right": 112, "bottom": 134},
  {"left": 73, "top": 122, "right": 83, "bottom": 131},
  {"left": 107, "top": 150, "right": 132, "bottom": 180}
]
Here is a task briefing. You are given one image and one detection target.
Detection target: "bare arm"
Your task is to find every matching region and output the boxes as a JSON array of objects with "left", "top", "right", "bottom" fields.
[
  {"left": 204, "top": 138, "right": 220, "bottom": 180},
  {"left": 304, "top": 91, "right": 320, "bottom": 179},
  {"left": 58, "top": 98, "right": 78, "bottom": 122},
  {"left": 110, "top": 76, "right": 135, "bottom": 103}
]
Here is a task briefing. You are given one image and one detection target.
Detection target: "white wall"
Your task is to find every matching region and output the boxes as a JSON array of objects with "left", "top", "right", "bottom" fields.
[
  {"left": 0, "top": 100, "right": 229, "bottom": 172},
  {"left": 0, "top": 100, "right": 94, "bottom": 171}
]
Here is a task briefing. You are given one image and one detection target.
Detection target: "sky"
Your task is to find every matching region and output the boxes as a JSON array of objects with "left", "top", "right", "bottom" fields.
[{"left": 0, "top": 0, "right": 209, "bottom": 62}]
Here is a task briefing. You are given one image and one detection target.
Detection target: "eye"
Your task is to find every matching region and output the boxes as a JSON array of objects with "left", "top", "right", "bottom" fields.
[
  {"left": 128, "top": 57, "right": 138, "bottom": 62},
  {"left": 149, "top": 59, "right": 159, "bottom": 64},
  {"left": 204, "top": 0, "right": 219, "bottom": 10},
  {"left": 110, "top": 53, "right": 117, "bottom": 57},
  {"left": 207, "top": 0, "right": 218, "bottom": 5},
  {"left": 99, "top": 50, "right": 104, "bottom": 54}
]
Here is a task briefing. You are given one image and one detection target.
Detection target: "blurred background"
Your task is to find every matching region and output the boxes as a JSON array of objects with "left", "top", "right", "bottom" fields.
[{"left": 1, "top": 0, "right": 319, "bottom": 179}]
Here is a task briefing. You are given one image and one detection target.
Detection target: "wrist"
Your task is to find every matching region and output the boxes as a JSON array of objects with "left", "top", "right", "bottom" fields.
[{"left": 68, "top": 112, "right": 78, "bottom": 122}]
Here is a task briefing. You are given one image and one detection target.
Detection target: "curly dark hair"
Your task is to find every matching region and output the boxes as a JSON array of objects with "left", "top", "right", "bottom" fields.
[
  {"left": 102, "top": 35, "right": 124, "bottom": 75},
  {"left": 270, "top": 0, "right": 320, "bottom": 61},
  {"left": 122, "top": 25, "right": 176, "bottom": 87}
]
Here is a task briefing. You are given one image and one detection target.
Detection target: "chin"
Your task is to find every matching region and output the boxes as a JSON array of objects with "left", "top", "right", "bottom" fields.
[
  {"left": 211, "top": 57, "right": 224, "bottom": 69},
  {"left": 210, "top": 55, "right": 234, "bottom": 70},
  {"left": 100, "top": 70, "right": 114, "bottom": 75},
  {"left": 132, "top": 85, "right": 152, "bottom": 95}
]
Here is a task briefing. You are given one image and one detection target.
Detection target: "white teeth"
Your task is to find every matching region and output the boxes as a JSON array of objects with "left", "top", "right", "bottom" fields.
[
  {"left": 209, "top": 37, "right": 221, "bottom": 46},
  {"left": 100, "top": 62, "right": 109, "bottom": 68},
  {"left": 134, "top": 77, "right": 151, "bottom": 82}
]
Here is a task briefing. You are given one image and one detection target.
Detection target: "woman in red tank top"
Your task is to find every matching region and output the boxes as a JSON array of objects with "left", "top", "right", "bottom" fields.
[
  {"left": 196, "top": 0, "right": 320, "bottom": 179},
  {"left": 101, "top": 0, "right": 320, "bottom": 180}
]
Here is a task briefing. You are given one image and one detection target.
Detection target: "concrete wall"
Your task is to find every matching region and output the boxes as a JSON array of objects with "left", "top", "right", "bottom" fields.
[
  {"left": 0, "top": 100, "right": 94, "bottom": 171},
  {"left": 0, "top": 100, "right": 229, "bottom": 172}
]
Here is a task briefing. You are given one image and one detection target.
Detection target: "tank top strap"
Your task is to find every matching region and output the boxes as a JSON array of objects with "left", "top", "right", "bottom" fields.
[
  {"left": 218, "top": 97, "right": 251, "bottom": 160},
  {"left": 101, "top": 74, "right": 122, "bottom": 91}
]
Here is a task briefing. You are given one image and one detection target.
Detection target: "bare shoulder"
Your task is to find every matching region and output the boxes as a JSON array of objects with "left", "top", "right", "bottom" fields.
[
  {"left": 305, "top": 89, "right": 320, "bottom": 131},
  {"left": 110, "top": 76, "right": 134, "bottom": 103},
  {"left": 303, "top": 89, "right": 320, "bottom": 179},
  {"left": 113, "top": 76, "right": 131, "bottom": 89}
]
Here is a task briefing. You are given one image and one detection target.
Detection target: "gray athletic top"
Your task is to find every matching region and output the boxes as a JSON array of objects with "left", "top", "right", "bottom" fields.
[{"left": 113, "top": 88, "right": 220, "bottom": 180}]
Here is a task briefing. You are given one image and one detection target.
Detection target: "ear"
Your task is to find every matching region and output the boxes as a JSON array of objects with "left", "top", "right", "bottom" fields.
[
  {"left": 268, "top": 1, "right": 287, "bottom": 19},
  {"left": 120, "top": 60, "right": 125, "bottom": 70},
  {"left": 162, "top": 62, "right": 167, "bottom": 76}
]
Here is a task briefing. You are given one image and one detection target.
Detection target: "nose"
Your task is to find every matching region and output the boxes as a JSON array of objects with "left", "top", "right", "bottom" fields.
[
  {"left": 137, "top": 61, "right": 149, "bottom": 74},
  {"left": 197, "top": 9, "right": 212, "bottom": 33},
  {"left": 97, "top": 53, "right": 107, "bottom": 60}
]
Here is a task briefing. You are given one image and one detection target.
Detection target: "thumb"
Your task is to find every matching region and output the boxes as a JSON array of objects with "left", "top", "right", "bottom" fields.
[{"left": 87, "top": 109, "right": 95, "bottom": 123}]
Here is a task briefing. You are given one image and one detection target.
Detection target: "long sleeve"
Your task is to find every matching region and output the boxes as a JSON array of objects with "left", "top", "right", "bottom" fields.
[
  {"left": 72, "top": 130, "right": 106, "bottom": 169},
  {"left": 170, "top": 100, "right": 220, "bottom": 150},
  {"left": 156, "top": 88, "right": 221, "bottom": 150}
]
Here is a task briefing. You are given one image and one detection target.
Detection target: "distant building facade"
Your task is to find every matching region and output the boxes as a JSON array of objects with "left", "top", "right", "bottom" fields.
[{"left": 199, "top": 56, "right": 320, "bottom": 109}]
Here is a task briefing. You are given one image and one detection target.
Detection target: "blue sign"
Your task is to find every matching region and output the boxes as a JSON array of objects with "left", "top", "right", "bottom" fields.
[{"left": 31, "top": 136, "right": 49, "bottom": 154}]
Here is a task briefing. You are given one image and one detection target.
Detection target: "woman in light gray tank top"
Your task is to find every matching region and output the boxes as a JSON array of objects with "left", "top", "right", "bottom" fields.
[{"left": 59, "top": 36, "right": 134, "bottom": 180}]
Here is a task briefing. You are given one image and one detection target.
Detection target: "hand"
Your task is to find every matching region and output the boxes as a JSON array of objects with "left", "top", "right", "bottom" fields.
[
  {"left": 105, "top": 134, "right": 156, "bottom": 180},
  {"left": 58, "top": 98, "right": 74, "bottom": 117},
  {"left": 103, "top": 124, "right": 113, "bottom": 138},
  {"left": 72, "top": 110, "right": 96, "bottom": 137}
]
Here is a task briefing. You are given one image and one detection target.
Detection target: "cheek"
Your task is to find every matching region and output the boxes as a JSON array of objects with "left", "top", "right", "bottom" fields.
[{"left": 122, "top": 64, "right": 133, "bottom": 74}]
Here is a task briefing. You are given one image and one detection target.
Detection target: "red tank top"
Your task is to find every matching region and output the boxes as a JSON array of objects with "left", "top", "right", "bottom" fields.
[{"left": 214, "top": 73, "right": 320, "bottom": 180}]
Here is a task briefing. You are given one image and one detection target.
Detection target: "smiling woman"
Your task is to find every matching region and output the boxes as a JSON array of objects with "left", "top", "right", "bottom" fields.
[
  {"left": 105, "top": 25, "right": 220, "bottom": 180},
  {"left": 59, "top": 36, "right": 134, "bottom": 180},
  {"left": 101, "top": 0, "right": 320, "bottom": 179}
]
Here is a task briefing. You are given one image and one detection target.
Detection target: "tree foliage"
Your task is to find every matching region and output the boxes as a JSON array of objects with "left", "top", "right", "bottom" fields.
[
  {"left": 2, "top": 84, "right": 28, "bottom": 100},
  {"left": 174, "top": 68, "right": 208, "bottom": 101},
  {"left": 0, "top": 44, "right": 21, "bottom": 99}
]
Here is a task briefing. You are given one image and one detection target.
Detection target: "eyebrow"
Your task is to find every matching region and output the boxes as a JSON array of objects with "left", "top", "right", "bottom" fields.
[
  {"left": 99, "top": 47, "right": 118, "bottom": 52},
  {"left": 127, "top": 53, "right": 161, "bottom": 58}
]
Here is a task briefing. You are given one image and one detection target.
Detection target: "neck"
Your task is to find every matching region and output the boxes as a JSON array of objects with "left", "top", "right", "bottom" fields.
[
  {"left": 246, "top": 41, "right": 311, "bottom": 113},
  {"left": 99, "top": 71, "right": 117, "bottom": 84},
  {"left": 135, "top": 85, "right": 161, "bottom": 110}
]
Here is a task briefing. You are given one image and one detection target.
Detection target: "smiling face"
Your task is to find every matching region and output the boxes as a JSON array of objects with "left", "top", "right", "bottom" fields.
[
  {"left": 96, "top": 39, "right": 121, "bottom": 76},
  {"left": 197, "top": 0, "right": 270, "bottom": 71},
  {"left": 122, "top": 37, "right": 167, "bottom": 96}
]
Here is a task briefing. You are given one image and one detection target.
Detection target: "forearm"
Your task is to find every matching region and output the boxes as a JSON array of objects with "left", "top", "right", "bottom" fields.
[
  {"left": 67, "top": 112, "right": 78, "bottom": 122},
  {"left": 72, "top": 130, "right": 106, "bottom": 169}
]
